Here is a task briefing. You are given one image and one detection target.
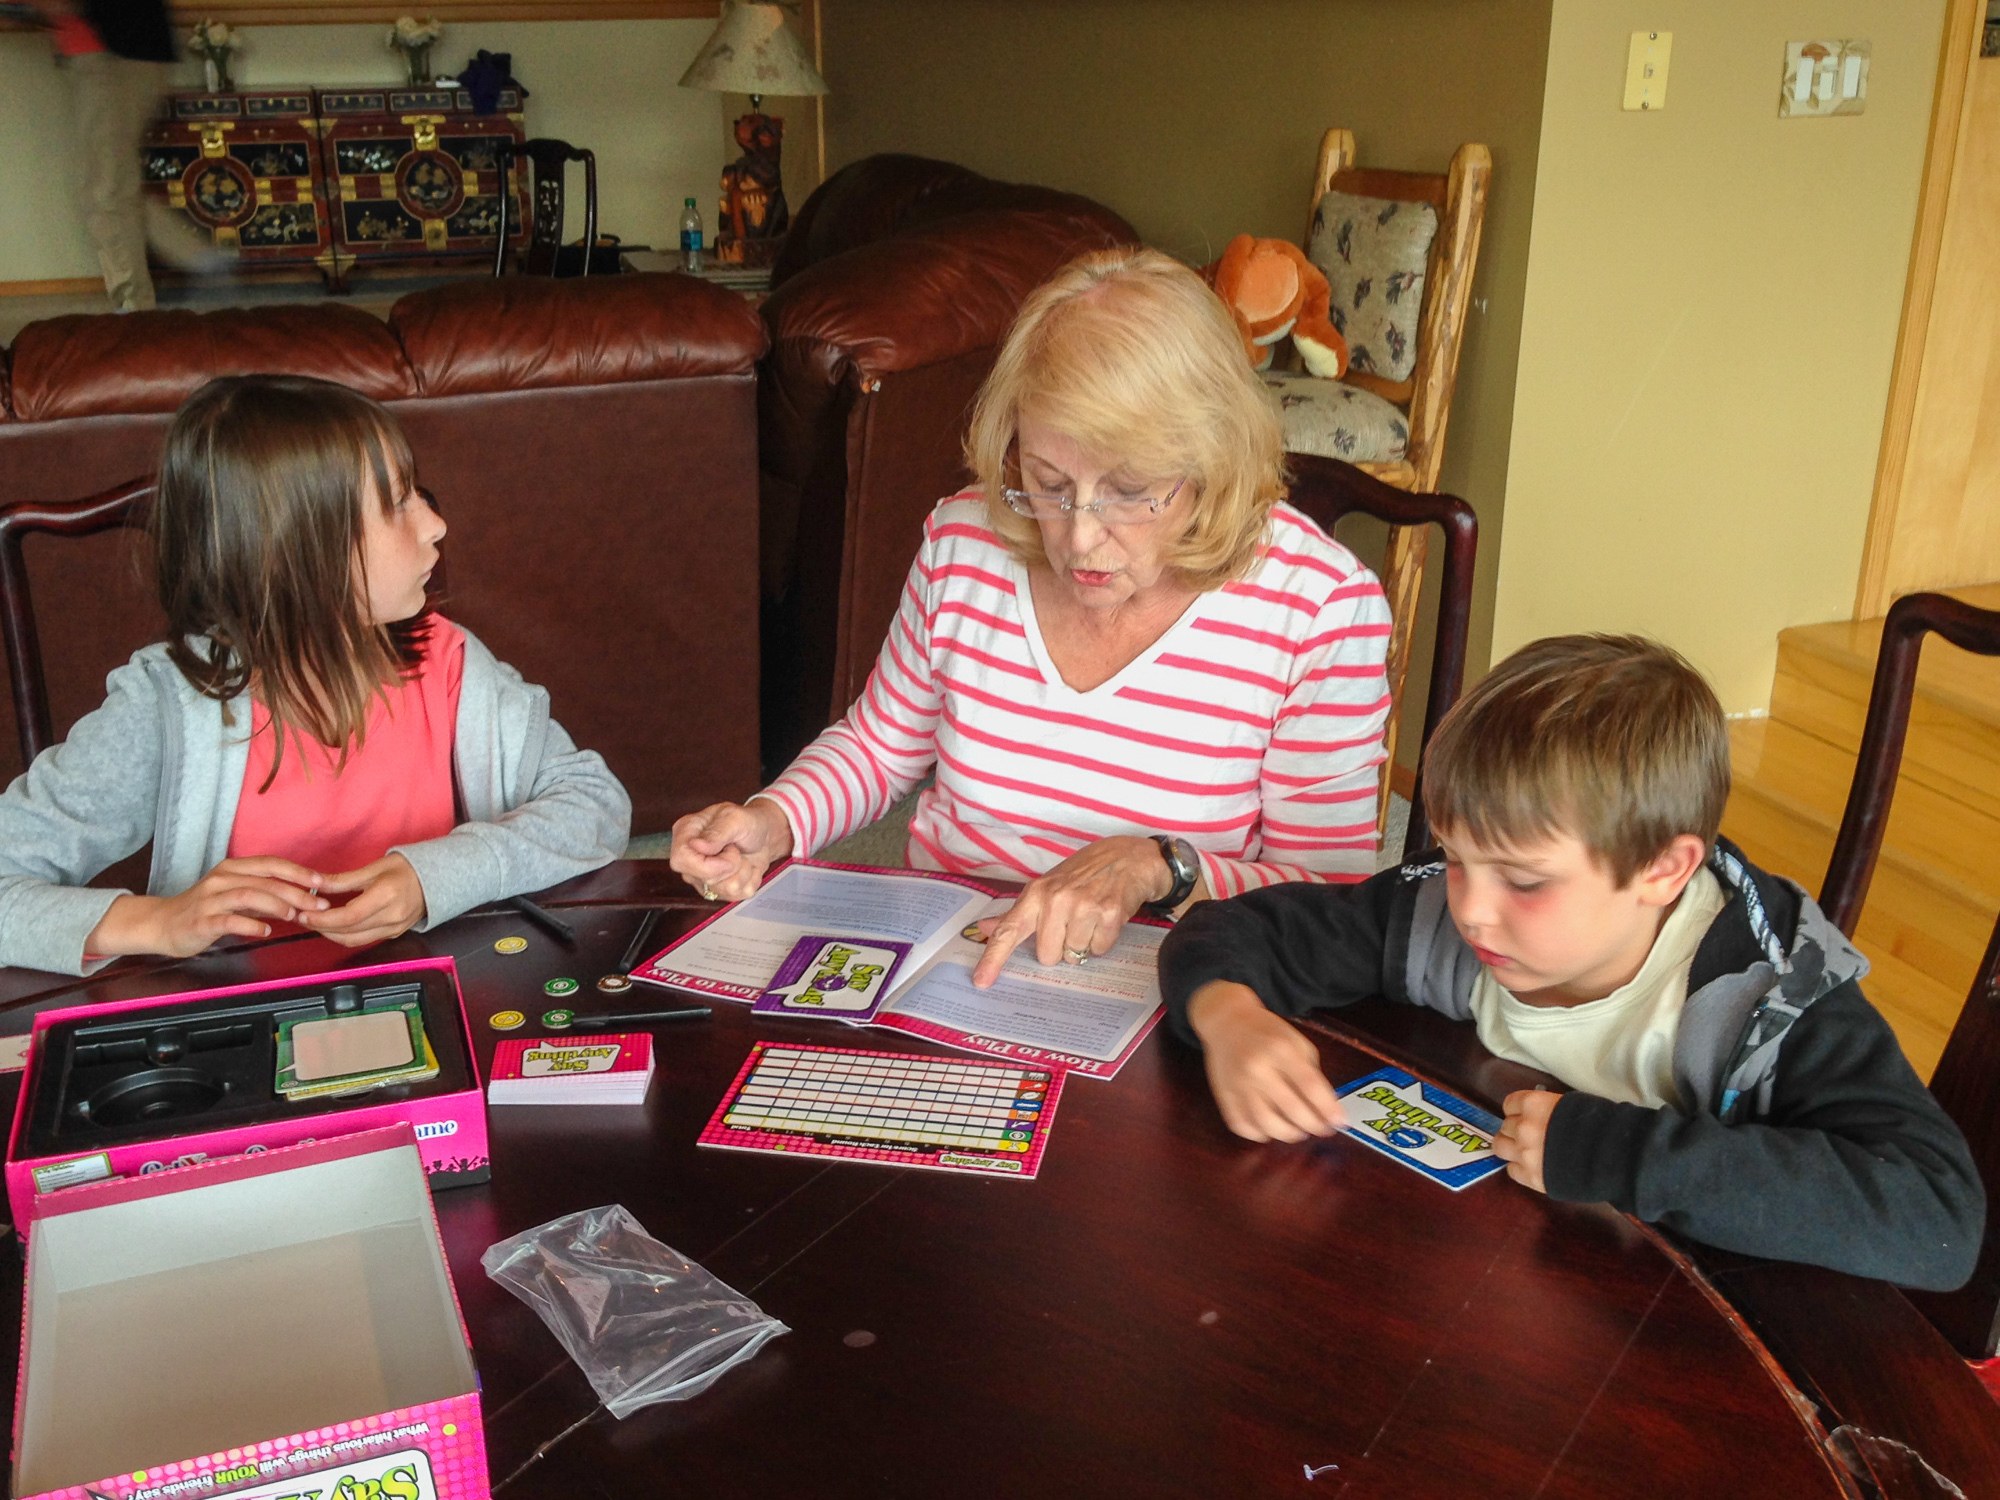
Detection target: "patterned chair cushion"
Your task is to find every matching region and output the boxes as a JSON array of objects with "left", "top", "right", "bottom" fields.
[
  {"left": 1265, "top": 372, "right": 1409, "bottom": 464},
  {"left": 1307, "top": 190, "right": 1438, "bottom": 383}
]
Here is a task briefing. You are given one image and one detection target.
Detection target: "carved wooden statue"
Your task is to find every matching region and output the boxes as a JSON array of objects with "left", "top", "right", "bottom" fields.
[{"left": 716, "top": 111, "right": 788, "bottom": 266}]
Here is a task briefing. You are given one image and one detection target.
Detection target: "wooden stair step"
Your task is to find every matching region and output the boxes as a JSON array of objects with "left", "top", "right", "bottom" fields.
[
  {"left": 1854, "top": 943, "right": 1964, "bottom": 1081},
  {"left": 1727, "top": 718, "right": 2000, "bottom": 914},
  {"left": 1722, "top": 776, "right": 1988, "bottom": 1081},
  {"left": 1768, "top": 583, "right": 2000, "bottom": 822},
  {"left": 1723, "top": 775, "right": 1992, "bottom": 989},
  {"left": 1724, "top": 794, "right": 1975, "bottom": 1080}
]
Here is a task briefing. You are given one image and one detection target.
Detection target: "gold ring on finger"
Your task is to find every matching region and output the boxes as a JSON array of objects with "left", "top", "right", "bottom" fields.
[
  {"left": 702, "top": 882, "right": 717, "bottom": 901},
  {"left": 1064, "top": 945, "right": 1090, "bottom": 965}
]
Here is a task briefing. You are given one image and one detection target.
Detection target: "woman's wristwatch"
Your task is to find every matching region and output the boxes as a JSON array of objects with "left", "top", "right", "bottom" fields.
[{"left": 1146, "top": 834, "right": 1200, "bottom": 917}]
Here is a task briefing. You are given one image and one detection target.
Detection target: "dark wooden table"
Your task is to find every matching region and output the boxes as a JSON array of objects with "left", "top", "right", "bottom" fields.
[{"left": 2, "top": 862, "right": 1995, "bottom": 1499}]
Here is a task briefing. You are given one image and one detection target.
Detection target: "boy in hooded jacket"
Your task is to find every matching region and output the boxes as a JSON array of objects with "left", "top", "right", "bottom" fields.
[{"left": 1160, "top": 634, "right": 1981, "bottom": 1290}]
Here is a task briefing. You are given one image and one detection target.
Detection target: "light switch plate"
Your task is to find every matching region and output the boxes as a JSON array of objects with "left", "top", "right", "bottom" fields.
[
  {"left": 1780, "top": 39, "right": 1870, "bottom": 117},
  {"left": 1624, "top": 30, "right": 1672, "bottom": 111}
]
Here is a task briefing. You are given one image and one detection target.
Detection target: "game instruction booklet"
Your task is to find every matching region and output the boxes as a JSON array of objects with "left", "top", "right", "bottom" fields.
[{"left": 634, "top": 861, "right": 1166, "bottom": 1079}]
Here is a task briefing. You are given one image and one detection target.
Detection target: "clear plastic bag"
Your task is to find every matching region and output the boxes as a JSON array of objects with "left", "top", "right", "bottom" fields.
[{"left": 482, "top": 1204, "right": 789, "bottom": 1417}]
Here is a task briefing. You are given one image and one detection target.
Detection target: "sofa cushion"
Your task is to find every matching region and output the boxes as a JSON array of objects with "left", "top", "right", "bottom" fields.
[
  {"left": 771, "top": 153, "right": 1134, "bottom": 292},
  {"left": 771, "top": 154, "right": 981, "bottom": 285},
  {"left": 1306, "top": 190, "right": 1437, "bottom": 383},
  {"left": 1266, "top": 373, "right": 1409, "bottom": 463},
  {"left": 6, "top": 305, "right": 414, "bottom": 422},
  {"left": 764, "top": 207, "right": 1136, "bottom": 383},
  {"left": 391, "top": 273, "right": 767, "bottom": 398}
]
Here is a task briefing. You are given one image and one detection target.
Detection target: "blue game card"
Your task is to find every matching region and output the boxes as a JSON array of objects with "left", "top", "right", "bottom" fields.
[{"left": 1334, "top": 1065, "right": 1507, "bottom": 1191}]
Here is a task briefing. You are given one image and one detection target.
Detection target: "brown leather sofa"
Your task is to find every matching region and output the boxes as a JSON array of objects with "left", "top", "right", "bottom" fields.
[
  {"left": 757, "top": 155, "right": 1139, "bottom": 772},
  {"left": 0, "top": 273, "right": 766, "bottom": 836}
]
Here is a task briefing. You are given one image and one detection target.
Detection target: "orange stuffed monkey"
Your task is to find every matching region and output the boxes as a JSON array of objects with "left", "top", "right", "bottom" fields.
[{"left": 1202, "top": 234, "right": 1349, "bottom": 380}]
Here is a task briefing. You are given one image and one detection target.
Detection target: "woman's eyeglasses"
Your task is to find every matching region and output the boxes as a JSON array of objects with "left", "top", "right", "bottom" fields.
[{"left": 1000, "top": 475, "right": 1186, "bottom": 525}]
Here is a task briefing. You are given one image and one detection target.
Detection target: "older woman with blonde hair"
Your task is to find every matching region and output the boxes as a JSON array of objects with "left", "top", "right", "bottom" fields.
[{"left": 673, "top": 246, "right": 1392, "bottom": 984}]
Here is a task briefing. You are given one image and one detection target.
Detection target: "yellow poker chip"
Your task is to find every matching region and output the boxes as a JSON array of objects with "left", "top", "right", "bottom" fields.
[
  {"left": 493, "top": 935, "right": 529, "bottom": 955},
  {"left": 489, "top": 1009, "right": 527, "bottom": 1031}
]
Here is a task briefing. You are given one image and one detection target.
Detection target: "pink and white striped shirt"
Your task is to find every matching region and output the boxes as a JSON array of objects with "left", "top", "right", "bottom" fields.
[{"left": 761, "top": 495, "right": 1394, "bottom": 896}]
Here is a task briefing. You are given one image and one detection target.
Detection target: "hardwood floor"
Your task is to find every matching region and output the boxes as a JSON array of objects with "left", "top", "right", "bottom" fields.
[{"left": 1722, "top": 583, "right": 2000, "bottom": 1079}]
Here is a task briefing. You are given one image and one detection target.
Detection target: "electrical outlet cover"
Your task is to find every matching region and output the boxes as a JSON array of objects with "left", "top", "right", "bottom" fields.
[{"left": 1780, "top": 39, "right": 1870, "bottom": 118}]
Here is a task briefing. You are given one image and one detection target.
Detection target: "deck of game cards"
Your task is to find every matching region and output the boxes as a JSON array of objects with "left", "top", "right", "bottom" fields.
[
  {"left": 486, "top": 1032, "right": 655, "bottom": 1105},
  {"left": 753, "top": 935, "right": 909, "bottom": 1024}
]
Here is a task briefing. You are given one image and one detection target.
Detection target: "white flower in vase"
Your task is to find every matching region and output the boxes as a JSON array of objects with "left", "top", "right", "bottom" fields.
[
  {"left": 185, "top": 18, "right": 243, "bottom": 93},
  {"left": 388, "top": 16, "right": 447, "bottom": 86}
]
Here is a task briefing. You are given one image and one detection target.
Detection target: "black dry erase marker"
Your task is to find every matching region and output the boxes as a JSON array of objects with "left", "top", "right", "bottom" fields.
[
  {"left": 617, "top": 908, "right": 663, "bottom": 974},
  {"left": 508, "top": 896, "right": 576, "bottom": 947}
]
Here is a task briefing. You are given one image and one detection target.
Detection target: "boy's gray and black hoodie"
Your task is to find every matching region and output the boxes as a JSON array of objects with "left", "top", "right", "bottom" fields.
[{"left": 1159, "top": 838, "right": 1983, "bottom": 1292}]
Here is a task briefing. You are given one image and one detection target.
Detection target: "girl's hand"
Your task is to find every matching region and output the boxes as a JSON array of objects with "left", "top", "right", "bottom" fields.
[
  {"left": 969, "top": 836, "right": 1174, "bottom": 988},
  {"left": 1494, "top": 1089, "right": 1560, "bottom": 1193},
  {"left": 670, "top": 800, "right": 794, "bottom": 902},
  {"left": 302, "top": 854, "right": 427, "bottom": 948},
  {"left": 86, "top": 857, "right": 330, "bottom": 959}
]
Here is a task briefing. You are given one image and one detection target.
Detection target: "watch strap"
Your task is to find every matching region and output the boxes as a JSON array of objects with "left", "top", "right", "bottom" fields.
[{"left": 1146, "top": 834, "right": 1199, "bottom": 916}]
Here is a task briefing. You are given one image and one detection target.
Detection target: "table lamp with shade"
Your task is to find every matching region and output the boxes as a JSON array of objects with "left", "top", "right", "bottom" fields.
[{"left": 679, "top": 0, "right": 829, "bottom": 267}]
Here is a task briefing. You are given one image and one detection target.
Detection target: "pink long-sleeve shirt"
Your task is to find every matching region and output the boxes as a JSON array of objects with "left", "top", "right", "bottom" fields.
[{"left": 761, "top": 496, "right": 1394, "bottom": 896}]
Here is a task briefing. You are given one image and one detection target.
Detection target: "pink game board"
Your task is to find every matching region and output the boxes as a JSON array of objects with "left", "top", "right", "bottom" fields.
[{"left": 699, "top": 1042, "right": 1064, "bottom": 1180}]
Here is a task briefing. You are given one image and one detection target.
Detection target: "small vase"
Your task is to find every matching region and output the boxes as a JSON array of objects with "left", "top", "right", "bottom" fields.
[
  {"left": 405, "top": 44, "right": 433, "bottom": 87},
  {"left": 203, "top": 55, "right": 227, "bottom": 93}
]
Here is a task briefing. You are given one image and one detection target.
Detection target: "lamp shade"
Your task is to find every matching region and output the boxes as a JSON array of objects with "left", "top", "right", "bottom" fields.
[{"left": 678, "top": 2, "right": 830, "bottom": 97}]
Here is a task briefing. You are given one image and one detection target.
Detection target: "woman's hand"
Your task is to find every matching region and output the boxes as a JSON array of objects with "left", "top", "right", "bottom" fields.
[
  {"left": 301, "top": 854, "right": 428, "bottom": 949},
  {"left": 670, "top": 799, "right": 795, "bottom": 902},
  {"left": 970, "top": 835, "right": 1171, "bottom": 987},
  {"left": 85, "top": 857, "right": 330, "bottom": 959}
]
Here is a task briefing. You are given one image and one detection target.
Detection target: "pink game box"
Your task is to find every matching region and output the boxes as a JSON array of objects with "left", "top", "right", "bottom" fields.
[
  {"left": 11, "top": 1125, "right": 489, "bottom": 1499},
  {"left": 4, "top": 958, "right": 489, "bottom": 1233}
]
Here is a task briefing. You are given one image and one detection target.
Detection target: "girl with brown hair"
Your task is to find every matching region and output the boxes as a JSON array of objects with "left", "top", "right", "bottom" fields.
[{"left": 0, "top": 374, "right": 629, "bottom": 974}]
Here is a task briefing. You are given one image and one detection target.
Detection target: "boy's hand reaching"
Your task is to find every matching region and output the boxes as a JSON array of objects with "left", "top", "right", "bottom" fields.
[
  {"left": 1188, "top": 981, "right": 1346, "bottom": 1143},
  {"left": 302, "top": 854, "right": 427, "bottom": 948},
  {"left": 1495, "top": 1088, "right": 1559, "bottom": 1193}
]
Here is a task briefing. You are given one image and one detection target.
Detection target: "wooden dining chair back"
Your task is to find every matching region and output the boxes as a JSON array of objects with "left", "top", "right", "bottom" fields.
[
  {"left": 1270, "top": 130, "right": 1491, "bottom": 799},
  {"left": 1282, "top": 452, "right": 1477, "bottom": 859},
  {"left": 1816, "top": 590, "right": 2000, "bottom": 1359},
  {"left": 0, "top": 478, "right": 155, "bottom": 773},
  {"left": 1295, "top": 129, "right": 1492, "bottom": 497},
  {"left": 494, "top": 139, "right": 599, "bottom": 277}
]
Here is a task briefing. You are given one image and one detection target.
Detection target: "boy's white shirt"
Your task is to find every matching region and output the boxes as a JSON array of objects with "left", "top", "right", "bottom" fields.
[{"left": 1467, "top": 867, "right": 1728, "bottom": 1110}]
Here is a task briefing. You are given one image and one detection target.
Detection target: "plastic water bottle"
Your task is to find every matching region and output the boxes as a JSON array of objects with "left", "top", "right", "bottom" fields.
[{"left": 679, "top": 197, "right": 704, "bottom": 272}]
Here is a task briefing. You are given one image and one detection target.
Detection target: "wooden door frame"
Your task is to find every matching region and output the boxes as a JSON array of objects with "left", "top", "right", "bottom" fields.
[{"left": 1856, "top": 0, "right": 1985, "bottom": 619}]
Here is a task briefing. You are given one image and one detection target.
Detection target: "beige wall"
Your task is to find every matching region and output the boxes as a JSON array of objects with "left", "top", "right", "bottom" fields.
[
  {"left": 821, "top": 0, "right": 1556, "bottom": 695},
  {"left": 0, "top": 18, "right": 823, "bottom": 284},
  {"left": 1496, "top": 0, "right": 1945, "bottom": 711}
]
